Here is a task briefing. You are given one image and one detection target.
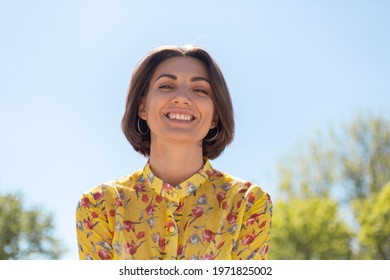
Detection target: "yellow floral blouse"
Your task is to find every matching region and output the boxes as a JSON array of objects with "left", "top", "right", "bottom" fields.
[{"left": 76, "top": 159, "right": 272, "bottom": 260}]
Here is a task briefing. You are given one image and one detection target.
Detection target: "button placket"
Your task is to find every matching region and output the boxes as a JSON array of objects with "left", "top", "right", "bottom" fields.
[
  {"left": 164, "top": 190, "right": 181, "bottom": 259},
  {"left": 141, "top": 159, "right": 214, "bottom": 259}
]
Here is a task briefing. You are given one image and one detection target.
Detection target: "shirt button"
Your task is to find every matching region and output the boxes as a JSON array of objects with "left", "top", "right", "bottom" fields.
[{"left": 169, "top": 226, "right": 176, "bottom": 233}]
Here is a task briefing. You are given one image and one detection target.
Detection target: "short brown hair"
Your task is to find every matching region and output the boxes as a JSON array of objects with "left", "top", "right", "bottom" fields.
[{"left": 121, "top": 45, "right": 234, "bottom": 159}]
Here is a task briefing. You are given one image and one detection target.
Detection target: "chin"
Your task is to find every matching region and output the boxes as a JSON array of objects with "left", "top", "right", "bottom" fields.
[{"left": 165, "top": 134, "right": 202, "bottom": 143}]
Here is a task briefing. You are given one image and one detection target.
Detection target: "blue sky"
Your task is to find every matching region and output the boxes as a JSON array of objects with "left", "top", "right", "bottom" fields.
[{"left": 0, "top": 0, "right": 389, "bottom": 259}]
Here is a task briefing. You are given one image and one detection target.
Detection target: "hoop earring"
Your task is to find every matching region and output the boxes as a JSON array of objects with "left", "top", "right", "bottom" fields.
[
  {"left": 137, "top": 117, "right": 149, "bottom": 136},
  {"left": 204, "top": 126, "right": 219, "bottom": 142}
]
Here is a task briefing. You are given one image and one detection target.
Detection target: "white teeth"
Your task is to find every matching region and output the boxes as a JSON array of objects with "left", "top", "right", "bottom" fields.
[{"left": 168, "top": 113, "right": 194, "bottom": 121}]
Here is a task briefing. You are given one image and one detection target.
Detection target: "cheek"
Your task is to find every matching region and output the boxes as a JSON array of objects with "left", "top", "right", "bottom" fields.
[
  {"left": 144, "top": 95, "right": 160, "bottom": 115},
  {"left": 206, "top": 100, "right": 216, "bottom": 119},
  {"left": 199, "top": 101, "right": 216, "bottom": 127}
]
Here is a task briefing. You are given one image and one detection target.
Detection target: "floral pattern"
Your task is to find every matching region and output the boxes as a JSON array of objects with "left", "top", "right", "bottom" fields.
[{"left": 76, "top": 159, "right": 272, "bottom": 260}]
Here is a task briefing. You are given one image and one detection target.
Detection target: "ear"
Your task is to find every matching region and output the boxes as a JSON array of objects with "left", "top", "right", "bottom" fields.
[{"left": 138, "top": 98, "right": 147, "bottom": 120}]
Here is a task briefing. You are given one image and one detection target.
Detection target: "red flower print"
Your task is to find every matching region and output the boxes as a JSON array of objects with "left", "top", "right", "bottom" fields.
[
  {"left": 83, "top": 219, "right": 94, "bottom": 230},
  {"left": 246, "top": 213, "right": 261, "bottom": 226},
  {"left": 115, "top": 196, "right": 123, "bottom": 207},
  {"left": 264, "top": 245, "right": 269, "bottom": 255},
  {"left": 98, "top": 249, "right": 112, "bottom": 260},
  {"left": 207, "top": 170, "right": 223, "bottom": 177},
  {"left": 237, "top": 200, "right": 243, "bottom": 209},
  {"left": 158, "top": 237, "right": 168, "bottom": 252},
  {"left": 201, "top": 252, "right": 215, "bottom": 260},
  {"left": 134, "top": 184, "right": 145, "bottom": 192},
  {"left": 156, "top": 195, "right": 163, "bottom": 203},
  {"left": 142, "top": 194, "right": 149, "bottom": 203},
  {"left": 123, "top": 220, "right": 136, "bottom": 232},
  {"left": 222, "top": 201, "right": 229, "bottom": 210},
  {"left": 109, "top": 209, "right": 116, "bottom": 217},
  {"left": 242, "top": 232, "right": 256, "bottom": 246},
  {"left": 184, "top": 220, "right": 189, "bottom": 231},
  {"left": 91, "top": 211, "right": 99, "bottom": 219},
  {"left": 93, "top": 191, "right": 104, "bottom": 201},
  {"left": 245, "top": 181, "right": 252, "bottom": 188},
  {"left": 125, "top": 241, "right": 138, "bottom": 255},
  {"left": 176, "top": 201, "right": 184, "bottom": 212},
  {"left": 226, "top": 212, "right": 238, "bottom": 225},
  {"left": 80, "top": 197, "right": 91, "bottom": 208},
  {"left": 136, "top": 231, "right": 146, "bottom": 239},
  {"left": 191, "top": 206, "right": 204, "bottom": 219},
  {"left": 162, "top": 182, "right": 173, "bottom": 192},
  {"left": 217, "top": 192, "right": 226, "bottom": 204},
  {"left": 146, "top": 204, "right": 156, "bottom": 216},
  {"left": 165, "top": 220, "right": 176, "bottom": 232},
  {"left": 202, "top": 229, "right": 216, "bottom": 243},
  {"left": 259, "top": 221, "right": 267, "bottom": 229},
  {"left": 247, "top": 192, "right": 256, "bottom": 204},
  {"left": 217, "top": 241, "right": 225, "bottom": 250}
]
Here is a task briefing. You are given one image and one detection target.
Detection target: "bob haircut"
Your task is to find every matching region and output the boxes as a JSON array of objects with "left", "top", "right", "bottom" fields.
[{"left": 121, "top": 45, "right": 234, "bottom": 160}]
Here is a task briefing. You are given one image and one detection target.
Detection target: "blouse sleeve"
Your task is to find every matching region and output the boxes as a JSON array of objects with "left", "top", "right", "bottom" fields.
[
  {"left": 232, "top": 186, "right": 273, "bottom": 260},
  {"left": 75, "top": 187, "right": 114, "bottom": 260}
]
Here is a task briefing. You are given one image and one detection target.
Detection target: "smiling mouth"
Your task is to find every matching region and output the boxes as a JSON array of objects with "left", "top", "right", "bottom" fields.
[{"left": 166, "top": 112, "right": 195, "bottom": 121}]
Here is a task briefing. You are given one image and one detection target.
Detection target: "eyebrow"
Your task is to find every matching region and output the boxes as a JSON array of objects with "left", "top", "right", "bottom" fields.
[{"left": 155, "top": 74, "right": 211, "bottom": 84}]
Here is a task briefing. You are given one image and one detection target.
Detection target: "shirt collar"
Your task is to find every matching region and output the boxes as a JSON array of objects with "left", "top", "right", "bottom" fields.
[{"left": 142, "top": 158, "right": 213, "bottom": 201}]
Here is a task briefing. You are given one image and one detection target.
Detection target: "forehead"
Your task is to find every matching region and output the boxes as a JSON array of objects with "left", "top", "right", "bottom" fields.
[{"left": 152, "top": 57, "right": 209, "bottom": 79}]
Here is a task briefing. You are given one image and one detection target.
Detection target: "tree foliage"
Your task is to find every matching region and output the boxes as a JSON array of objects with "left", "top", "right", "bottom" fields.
[
  {"left": 354, "top": 183, "right": 390, "bottom": 259},
  {"left": 279, "top": 114, "right": 390, "bottom": 202},
  {"left": 336, "top": 114, "right": 390, "bottom": 200},
  {"left": 272, "top": 113, "right": 390, "bottom": 259},
  {"left": 0, "top": 193, "right": 65, "bottom": 259},
  {"left": 269, "top": 197, "right": 354, "bottom": 260}
]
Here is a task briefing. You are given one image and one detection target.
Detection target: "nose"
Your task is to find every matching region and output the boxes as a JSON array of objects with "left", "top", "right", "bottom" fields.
[{"left": 172, "top": 86, "right": 191, "bottom": 105}]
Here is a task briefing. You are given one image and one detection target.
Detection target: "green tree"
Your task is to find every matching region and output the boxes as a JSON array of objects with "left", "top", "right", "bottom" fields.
[
  {"left": 0, "top": 192, "right": 65, "bottom": 259},
  {"left": 269, "top": 197, "right": 354, "bottom": 260},
  {"left": 279, "top": 114, "right": 390, "bottom": 202},
  {"left": 273, "top": 113, "right": 390, "bottom": 259},
  {"left": 354, "top": 183, "right": 390, "bottom": 259}
]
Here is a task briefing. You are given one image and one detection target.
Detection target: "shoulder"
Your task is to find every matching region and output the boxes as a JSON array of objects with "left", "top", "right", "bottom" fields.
[
  {"left": 77, "top": 169, "right": 144, "bottom": 207},
  {"left": 208, "top": 167, "right": 272, "bottom": 206}
]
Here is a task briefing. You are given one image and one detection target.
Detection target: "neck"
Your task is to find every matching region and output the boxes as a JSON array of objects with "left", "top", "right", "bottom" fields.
[{"left": 149, "top": 140, "right": 204, "bottom": 187}]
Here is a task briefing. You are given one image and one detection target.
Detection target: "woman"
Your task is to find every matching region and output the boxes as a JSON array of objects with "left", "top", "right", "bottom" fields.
[{"left": 76, "top": 45, "right": 272, "bottom": 260}]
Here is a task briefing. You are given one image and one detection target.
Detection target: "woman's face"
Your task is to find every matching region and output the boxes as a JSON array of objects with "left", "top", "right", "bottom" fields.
[{"left": 139, "top": 56, "right": 217, "bottom": 146}]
